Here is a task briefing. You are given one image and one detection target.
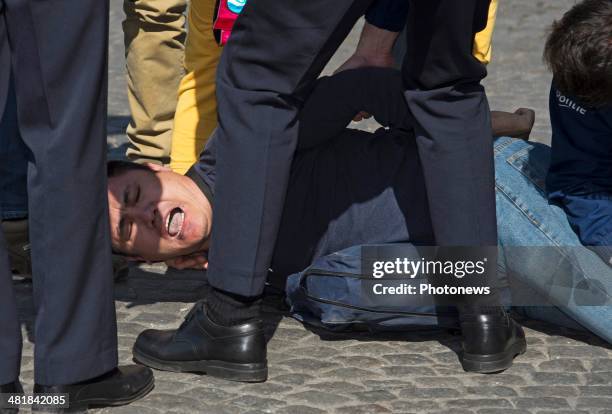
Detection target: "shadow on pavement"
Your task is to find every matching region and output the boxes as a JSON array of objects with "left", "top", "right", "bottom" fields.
[
  {"left": 14, "top": 265, "right": 611, "bottom": 356},
  {"left": 114, "top": 264, "right": 285, "bottom": 344}
]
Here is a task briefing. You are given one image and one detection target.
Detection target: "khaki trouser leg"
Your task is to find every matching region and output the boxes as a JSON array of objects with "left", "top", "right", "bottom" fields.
[{"left": 123, "top": 0, "right": 187, "bottom": 165}]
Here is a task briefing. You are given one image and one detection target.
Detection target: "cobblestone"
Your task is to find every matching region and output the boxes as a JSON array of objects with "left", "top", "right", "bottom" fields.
[
  {"left": 466, "top": 386, "right": 519, "bottom": 398},
  {"left": 288, "top": 390, "right": 351, "bottom": 407},
  {"left": 393, "top": 399, "right": 441, "bottom": 412},
  {"left": 586, "top": 372, "right": 612, "bottom": 385},
  {"left": 576, "top": 398, "right": 612, "bottom": 410},
  {"left": 538, "top": 358, "right": 588, "bottom": 372},
  {"left": 530, "top": 372, "right": 582, "bottom": 385},
  {"left": 514, "top": 397, "right": 570, "bottom": 410},
  {"left": 446, "top": 399, "right": 513, "bottom": 409}
]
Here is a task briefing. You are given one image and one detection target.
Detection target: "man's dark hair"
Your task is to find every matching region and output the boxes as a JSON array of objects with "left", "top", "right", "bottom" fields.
[
  {"left": 544, "top": 0, "right": 612, "bottom": 108},
  {"left": 107, "top": 159, "right": 152, "bottom": 178}
]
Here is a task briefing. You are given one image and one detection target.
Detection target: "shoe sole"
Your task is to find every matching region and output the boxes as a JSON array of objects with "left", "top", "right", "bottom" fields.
[
  {"left": 461, "top": 337, "right": 527, "bottom": 374},
  {"left": 31, "top": 376, "right": 154, "bottom": 413},
  {"left": 133, "top": 347, "right": 268, "bottom": 383}
]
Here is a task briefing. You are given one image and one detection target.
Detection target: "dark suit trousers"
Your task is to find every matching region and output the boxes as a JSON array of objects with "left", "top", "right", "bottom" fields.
[
  {"left": 403, "top": 0, "right": 501, "bottom": 306},
  {"left": 202, "top": 0, "right": 374, "bottom": 296},
  {"left": 203, "top": 0, "right": 502, "bottom": 303},
  {"left": 0, "top": 0, "right": 118, "bottom": 385}
]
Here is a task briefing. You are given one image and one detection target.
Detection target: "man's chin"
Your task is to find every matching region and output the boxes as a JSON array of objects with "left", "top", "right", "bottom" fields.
[{"left": 146, "top": 239, "right": 208, "bottom": 263}]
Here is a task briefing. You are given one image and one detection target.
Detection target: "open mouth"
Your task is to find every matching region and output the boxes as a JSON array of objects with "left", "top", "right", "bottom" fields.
[{"left": 166, "top": 207, "right": 185, "bottom": 238}]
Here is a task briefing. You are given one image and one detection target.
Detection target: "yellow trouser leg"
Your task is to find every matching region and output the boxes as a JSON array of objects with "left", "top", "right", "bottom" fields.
[
  {"left": 473, "top": 0, "right": 498, "bottom": 65},
  {"left": 170, "top": 0, "right": 222, "bottom": 174}
]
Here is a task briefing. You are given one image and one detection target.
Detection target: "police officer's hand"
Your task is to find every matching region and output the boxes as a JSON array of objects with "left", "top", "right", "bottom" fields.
[
  {"left": 334, "top": 22, "right": 397, "bottom": 122},
  {"left": 334, "top": 51, "right": 395, "bottom": 74}
]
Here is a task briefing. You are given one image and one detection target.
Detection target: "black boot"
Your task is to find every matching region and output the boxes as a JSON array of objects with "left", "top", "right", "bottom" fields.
[
  {"left": 459, "top": 311, "right": 526, "bottom": 373},
  {"left": 32, "top": 366, "right": 154, "bottom": 413},
  {"left": 1, "top": 380, "right": 23, "bottom": 414},
  {"left": 133, "top": 301, "right": 267, "bottom": 382}
]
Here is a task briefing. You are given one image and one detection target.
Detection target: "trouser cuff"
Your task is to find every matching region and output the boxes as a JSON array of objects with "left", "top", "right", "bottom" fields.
[
  {"left": 0, "top": 353, "right": 21, "bottom": 385},
  {"left": 35, "top": 346, "right": 117, "bottom": 386}
]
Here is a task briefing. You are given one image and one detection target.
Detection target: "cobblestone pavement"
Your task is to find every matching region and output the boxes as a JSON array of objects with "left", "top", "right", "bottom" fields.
[{"left": 13, "top": 0, "right": 612, "bottom": 413}]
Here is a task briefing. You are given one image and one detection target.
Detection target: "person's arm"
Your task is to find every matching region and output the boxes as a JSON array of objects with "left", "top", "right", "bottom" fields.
[
  {"left": 333, "top": 0, "right": 405, "bottom": 120},
  {"left": 364, "top": 0, "right": 409, "bottom": 32},
  {"left": 186, "top": 133, "right": 217, "bottom": 199},
  {"left": 335, "top": 0, "right": 408, "bottom": 74},
  {"left": 301, "top": 69, "right": 536, "bottom": 150},
  {"left": 491, "top": 108, "right": 535, "bottom": 140},
  {"left": 298, "top": 67, "right": 411, "bottom": 150},
  {"left": 186, "top": 68, "right": 409, "bottom": 196},
  {"left": 334, "top": 22, "right": 399, "bottom": 74}
]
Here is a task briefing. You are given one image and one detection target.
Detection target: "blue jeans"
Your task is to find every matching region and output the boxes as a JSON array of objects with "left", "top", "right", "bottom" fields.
[
  {"left": 494, "top": 137, "right": 612, "bottom": 343},
  {"left": 0, "top": 73, "right": 28, "bottom": 220}
]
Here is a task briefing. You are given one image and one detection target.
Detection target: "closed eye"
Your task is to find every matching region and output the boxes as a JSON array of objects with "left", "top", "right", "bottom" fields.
[{"left": 119, "top": 217, "right": 132, "bottom": 241}]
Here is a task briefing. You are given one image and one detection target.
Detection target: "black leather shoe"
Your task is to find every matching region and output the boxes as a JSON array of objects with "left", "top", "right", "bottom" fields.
[
  {"left": 133, "top": 301, "right": 267, "bottom": 382},
  {"left": 1, "top": 380, "right": 23, "bottom": 414},
  {"left": 460, "top": 312, "right": 527, "bottom": 373},
  {"left": 32, "top": 365, "right": 154, "bottom": 412}
]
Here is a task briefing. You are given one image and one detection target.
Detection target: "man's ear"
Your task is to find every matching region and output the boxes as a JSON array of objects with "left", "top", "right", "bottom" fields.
[{"left": 145, "top": 162, "right": 172, "bottom": 173}]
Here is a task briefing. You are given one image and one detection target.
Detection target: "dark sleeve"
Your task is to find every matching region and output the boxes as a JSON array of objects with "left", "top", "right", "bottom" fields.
[
  {"left": 185, "top": 136, "right": 217, "bottom": 203},
  {"left": 298, "top": 67, "right": 413, "bottom": 151},
  {"left": 551, "top": 192, "right": 612, "bottom": 267},
  {"left": 365, "top": 0, "right": 409, "bottom": 32},
  {"left": 546, "top": 85, "right": 612, "bottom": 195},
  {"left": 187, "top": 67, "right": 414, "bottom": 197},
  {"left": 546, "top": 84, "right": 612, "bottom": 267}
]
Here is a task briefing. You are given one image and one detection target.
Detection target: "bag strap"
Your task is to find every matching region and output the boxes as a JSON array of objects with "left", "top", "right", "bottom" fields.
[{"left": 298, "top": 268, "right": 447, "bottom": 317}]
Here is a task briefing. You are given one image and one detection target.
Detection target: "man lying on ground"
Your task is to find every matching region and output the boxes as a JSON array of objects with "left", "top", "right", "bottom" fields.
[{"left": 108, "top": 67, "right": 529, "bottom": 381}]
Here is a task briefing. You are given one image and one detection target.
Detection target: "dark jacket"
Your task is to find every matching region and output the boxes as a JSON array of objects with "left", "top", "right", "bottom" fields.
[{"left": 546, "top": 83, "right": 612, "bottom": 266}]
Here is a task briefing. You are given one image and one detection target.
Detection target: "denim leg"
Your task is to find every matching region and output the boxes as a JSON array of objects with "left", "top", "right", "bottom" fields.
[
  {"left": 0, "top": 72, "right": 28, "bottom": 220},
  {"left": 494, "top": 137, "right": 612, "bottom": 344}
]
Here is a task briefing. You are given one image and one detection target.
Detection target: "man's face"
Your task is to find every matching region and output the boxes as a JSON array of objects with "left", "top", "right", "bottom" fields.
[{"left": 107, "top": 166, "right": 211, "bottom": 262}]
